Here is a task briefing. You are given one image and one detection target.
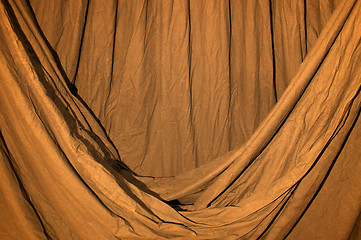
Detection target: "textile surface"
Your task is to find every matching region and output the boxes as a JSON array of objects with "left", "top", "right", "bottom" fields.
[{"left": 0, "top": 0, "right": 361, "bottom": 239}]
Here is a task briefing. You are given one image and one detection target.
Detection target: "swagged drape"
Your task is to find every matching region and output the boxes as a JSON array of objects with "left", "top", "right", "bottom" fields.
[{"left": 0, "top": 0, "right": 361, "bottom": 239}]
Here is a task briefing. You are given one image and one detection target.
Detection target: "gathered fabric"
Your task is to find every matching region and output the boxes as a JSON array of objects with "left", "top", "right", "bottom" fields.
[{"left": 1, "top": 0, "right": 361, "bottom": 239}]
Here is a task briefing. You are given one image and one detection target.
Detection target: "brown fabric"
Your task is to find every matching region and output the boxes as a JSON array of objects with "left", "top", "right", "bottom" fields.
[
  {"left": 0, "top": 0, "right": 361, "bottom": 239},
  {"left": 29, "top": 0, "right": 342, "bottom": 177}
]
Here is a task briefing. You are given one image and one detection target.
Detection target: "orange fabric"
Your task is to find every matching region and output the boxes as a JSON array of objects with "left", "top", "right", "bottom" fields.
[{"left": 1, "top": 0, "right": 361, "bottom": 239}]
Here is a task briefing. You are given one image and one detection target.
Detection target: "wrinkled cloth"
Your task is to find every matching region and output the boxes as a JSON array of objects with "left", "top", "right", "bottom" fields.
[{"left": 1, "top": 0, "right": 361, "bottom": 239}]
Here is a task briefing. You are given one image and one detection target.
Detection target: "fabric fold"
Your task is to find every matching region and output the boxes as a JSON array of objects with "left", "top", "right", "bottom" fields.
[{"left": 1, "top": 0, "right": 361, "bottom": 239}]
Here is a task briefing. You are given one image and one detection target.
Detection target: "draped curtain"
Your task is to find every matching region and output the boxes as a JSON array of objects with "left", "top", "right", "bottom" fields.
[
  {"left": 30, "top": 0, "right": 339, "bottom": 177},
  {"left": 0, "top": 0, "right": 361, "bottom": 239}
]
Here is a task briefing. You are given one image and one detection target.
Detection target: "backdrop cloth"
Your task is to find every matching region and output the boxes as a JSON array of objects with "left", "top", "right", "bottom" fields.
[{"left": 1, "top": 0, "right": 361, "bottom": 239}]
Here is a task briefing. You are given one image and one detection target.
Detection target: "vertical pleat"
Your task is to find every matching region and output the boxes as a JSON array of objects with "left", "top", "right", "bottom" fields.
[
  {"left": 188, "top": 0, "right": 231, "bottom": 166},
  {"left": 229, "top": 0, "right": 276, "bottom": 148},
  {"left": 271, "top": 0, "right": 307, "bottom": 98}
]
